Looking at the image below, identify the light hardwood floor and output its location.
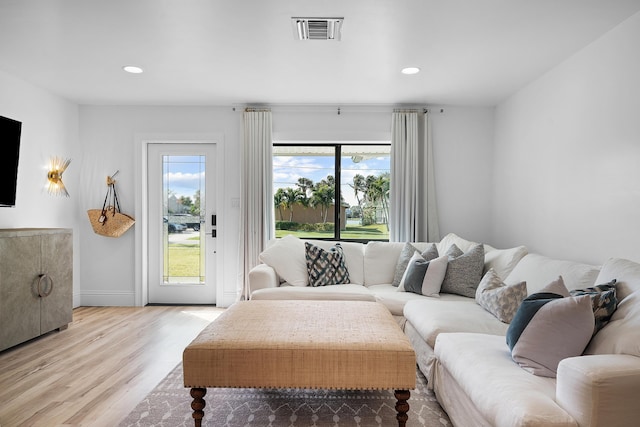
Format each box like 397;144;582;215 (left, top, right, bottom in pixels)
0;305;224;427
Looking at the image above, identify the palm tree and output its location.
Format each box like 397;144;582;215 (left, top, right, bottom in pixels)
349;174;366;212
283;187;302;222
296;177;314;197
310;184;334;223
365;173;390;226
296;177;314;208
273;188;286;220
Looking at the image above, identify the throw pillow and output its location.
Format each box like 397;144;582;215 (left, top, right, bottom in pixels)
539;275;571;297
570;279;618;335
440;244;485;298
258;235;308;286
305;242;350;287
397;252;448;296
506;277;595;377
475;268;527;324
391;243;439;287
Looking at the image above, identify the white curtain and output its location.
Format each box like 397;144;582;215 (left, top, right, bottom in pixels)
390;111;440;242
238;110;273;300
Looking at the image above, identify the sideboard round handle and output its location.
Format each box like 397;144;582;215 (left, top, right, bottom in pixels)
37;274;54;298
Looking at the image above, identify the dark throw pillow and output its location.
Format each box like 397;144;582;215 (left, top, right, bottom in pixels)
305;242;350;287
570;279;618;335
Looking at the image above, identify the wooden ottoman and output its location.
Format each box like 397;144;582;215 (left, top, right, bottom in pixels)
183;300;416;426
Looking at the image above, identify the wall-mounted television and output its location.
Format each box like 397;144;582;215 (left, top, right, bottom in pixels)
0;115;22;207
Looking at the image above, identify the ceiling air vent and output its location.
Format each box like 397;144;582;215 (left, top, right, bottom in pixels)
292;17;343;41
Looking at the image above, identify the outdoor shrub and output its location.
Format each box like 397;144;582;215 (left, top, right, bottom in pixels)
276;221;299;230
362;207;377;226
314;222;335;232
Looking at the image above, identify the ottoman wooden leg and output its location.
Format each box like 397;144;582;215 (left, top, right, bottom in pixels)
394;389;410;427
190;387;207;427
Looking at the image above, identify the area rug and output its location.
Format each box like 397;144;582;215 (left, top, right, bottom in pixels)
119;363;451;427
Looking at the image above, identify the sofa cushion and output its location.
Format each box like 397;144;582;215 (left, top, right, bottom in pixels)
434;333;578;427
369;284;434;316
250;284;376;302
569;279;618;335
398;252;448;296
258;235;308;286
305;242;350;287
437;232;480;255
483;245;528;279
440;244;485;298
506;278;594;377
585;258;640;358
504;253;600;294
475;268;527;324
403;297;509;348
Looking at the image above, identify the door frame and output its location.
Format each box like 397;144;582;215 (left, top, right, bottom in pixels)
135;134;225;307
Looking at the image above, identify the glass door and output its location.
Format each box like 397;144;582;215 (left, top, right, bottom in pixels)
147;143;217;304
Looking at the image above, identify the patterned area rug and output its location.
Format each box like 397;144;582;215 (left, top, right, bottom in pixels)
119;363;451;427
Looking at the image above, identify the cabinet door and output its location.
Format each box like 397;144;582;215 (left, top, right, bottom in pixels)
0;236;41;351
40;232;73;334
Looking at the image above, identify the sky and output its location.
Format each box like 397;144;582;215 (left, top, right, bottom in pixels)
163;155;205;200
161;154;391;208
273;154;390;207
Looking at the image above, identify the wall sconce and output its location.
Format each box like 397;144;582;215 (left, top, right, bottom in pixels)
47;156;71;197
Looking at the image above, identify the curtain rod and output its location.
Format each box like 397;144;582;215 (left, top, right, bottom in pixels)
242;107;271;112
393;108;445;114
233;105;445;114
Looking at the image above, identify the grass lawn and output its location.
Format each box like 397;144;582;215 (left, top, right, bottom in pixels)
165;223;389;279
275;223;389;240
166;243;202;278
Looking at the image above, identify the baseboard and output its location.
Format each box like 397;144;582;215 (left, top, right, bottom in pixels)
80;290;136;306
220;291;238;308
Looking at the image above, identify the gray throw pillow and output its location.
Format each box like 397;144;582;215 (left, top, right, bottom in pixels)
392;243;438;286
475;268;527;323
440;243;485;298
506;278;594;377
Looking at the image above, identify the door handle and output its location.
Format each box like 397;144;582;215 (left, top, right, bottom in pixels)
37;274;54;298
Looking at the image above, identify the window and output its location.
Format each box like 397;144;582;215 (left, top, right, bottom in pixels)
273;143;391;241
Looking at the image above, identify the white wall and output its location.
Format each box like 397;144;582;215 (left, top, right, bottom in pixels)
431;106;495;244
78;106;241;307
76;105;494;306
493;11;640;264
272;105;496;245
0;69;82;305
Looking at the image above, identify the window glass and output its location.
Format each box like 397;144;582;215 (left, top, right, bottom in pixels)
341;145;390;241
273;144;390;241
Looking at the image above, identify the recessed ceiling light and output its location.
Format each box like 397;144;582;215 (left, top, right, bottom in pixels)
401;67;420;75
123;65;144;74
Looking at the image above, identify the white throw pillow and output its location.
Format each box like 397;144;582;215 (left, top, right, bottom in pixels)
258;235;308;286
483;245;528;278
397;252;448;297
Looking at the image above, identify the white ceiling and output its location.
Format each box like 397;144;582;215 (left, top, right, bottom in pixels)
1;0;639;107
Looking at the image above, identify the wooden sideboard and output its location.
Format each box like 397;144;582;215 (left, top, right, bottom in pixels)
0;228;73;352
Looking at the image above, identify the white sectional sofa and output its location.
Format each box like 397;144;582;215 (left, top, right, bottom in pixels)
247;233;640;427
249;233;527;320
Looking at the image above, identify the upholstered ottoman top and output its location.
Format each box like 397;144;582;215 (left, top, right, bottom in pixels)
183;300;416;391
